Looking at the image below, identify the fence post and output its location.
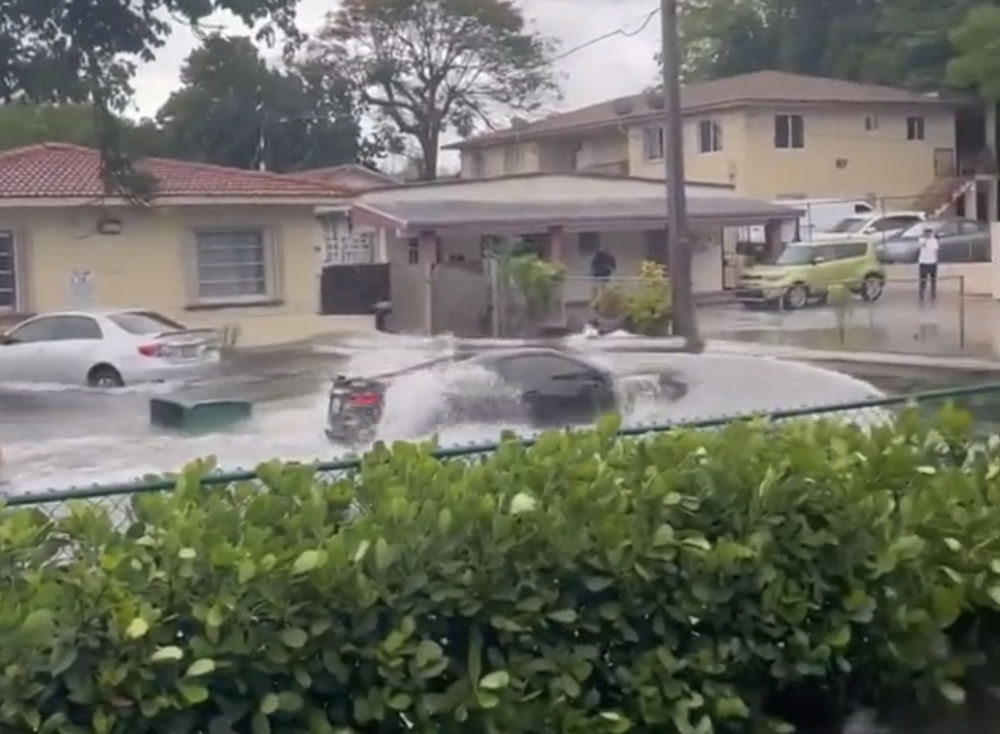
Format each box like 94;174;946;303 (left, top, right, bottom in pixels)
959;275;966;349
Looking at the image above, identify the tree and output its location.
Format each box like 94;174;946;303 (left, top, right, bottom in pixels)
306;0;561;180
948;5;1000;98
0;103;167;155
0;0;300;193
673;0;979;90
157;35;378;173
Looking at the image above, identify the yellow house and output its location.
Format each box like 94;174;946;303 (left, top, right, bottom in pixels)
446;71;996;213
0;143;374;347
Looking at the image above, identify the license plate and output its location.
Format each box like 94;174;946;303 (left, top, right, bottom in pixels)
179;345;198;358
329;392;348;416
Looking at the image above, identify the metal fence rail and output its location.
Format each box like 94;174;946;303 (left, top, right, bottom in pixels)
6;383;1000;516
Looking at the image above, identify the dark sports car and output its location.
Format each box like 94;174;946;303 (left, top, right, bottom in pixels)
325;347;682;446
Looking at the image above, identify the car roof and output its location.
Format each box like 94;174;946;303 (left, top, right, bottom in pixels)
791;238;873;247
469;347;582;364
27;308;153;319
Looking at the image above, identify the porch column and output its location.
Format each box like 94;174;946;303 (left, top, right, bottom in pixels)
418;230;438;333
764;219;784;259
987;104;998;221
546;226;564;262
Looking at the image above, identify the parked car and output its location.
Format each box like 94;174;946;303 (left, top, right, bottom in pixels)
878;218;990;263
735;238;885;310
813;210;926;241
0;309;222;387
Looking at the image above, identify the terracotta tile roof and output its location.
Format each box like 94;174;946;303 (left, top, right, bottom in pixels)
297;163;398;183
446;70;955;149
0;143;351;200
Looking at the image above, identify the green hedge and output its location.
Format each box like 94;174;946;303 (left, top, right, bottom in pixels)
2;408;1000;734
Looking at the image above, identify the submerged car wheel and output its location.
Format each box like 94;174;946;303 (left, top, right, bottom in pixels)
860;274;884;301
783;284;809;310
87;364;124;388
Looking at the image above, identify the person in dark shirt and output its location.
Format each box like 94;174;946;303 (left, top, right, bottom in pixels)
590;249;616;280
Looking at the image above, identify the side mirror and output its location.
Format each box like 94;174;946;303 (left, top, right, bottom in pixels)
811;256;826;265
0;333;12;345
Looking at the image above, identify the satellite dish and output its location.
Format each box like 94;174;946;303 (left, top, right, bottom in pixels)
510;117;529;129
611;98;634;117
645;91;666;110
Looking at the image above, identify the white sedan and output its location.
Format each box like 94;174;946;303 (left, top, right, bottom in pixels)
0;309;222;387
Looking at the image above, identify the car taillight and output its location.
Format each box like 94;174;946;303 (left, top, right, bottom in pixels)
138;344;165;357
349;392;380;406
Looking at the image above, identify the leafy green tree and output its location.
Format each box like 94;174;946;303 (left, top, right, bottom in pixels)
676;0;881;82
862;0;983;90
948;5;1000;98
0;103;166;156
306;0;561;179
157;35;378;173
0;0;299;192
675;0;981;90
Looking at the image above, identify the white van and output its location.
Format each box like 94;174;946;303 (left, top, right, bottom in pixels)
813;210;926;240
782;198;875;240
745;198;874;242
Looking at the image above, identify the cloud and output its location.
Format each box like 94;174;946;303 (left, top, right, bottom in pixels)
130;0;661;121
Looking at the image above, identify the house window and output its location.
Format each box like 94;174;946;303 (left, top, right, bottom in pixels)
577;231;600;255
774;114;804;149
906;116;925;140
469;151;485;177
865;115;878;131
642;125;664;160
323;217;375;264
503;145;523;173
194;229;270;304
0;231;16;310
698;119;722;152
408;239;419;264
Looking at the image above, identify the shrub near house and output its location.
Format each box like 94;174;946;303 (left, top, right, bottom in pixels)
593;260;671;334
2;410;1000;734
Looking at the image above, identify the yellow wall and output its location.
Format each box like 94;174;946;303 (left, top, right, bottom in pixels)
576;134;628;170
458;102;957;205
733;105;954;201
6;204;372;347
627;110;746;186
460;142;540;177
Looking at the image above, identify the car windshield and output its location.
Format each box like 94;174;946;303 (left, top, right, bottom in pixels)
826;217;867;233
771;246;817;265
108;310;186;334
899;221;941;238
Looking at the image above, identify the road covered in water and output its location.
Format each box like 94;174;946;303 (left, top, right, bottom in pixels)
0;333;907;496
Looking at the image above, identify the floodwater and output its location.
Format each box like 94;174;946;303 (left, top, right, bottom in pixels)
3;334;999;733
0;332;892;495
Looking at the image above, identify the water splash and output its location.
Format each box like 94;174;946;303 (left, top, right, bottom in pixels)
1;335;888;496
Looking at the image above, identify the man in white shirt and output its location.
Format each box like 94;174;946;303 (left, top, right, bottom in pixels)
917;226;939;302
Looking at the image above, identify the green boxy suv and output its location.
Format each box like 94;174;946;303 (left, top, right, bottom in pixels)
735;238;886;310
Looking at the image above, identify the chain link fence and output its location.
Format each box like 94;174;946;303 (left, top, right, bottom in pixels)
7;383;1000;528
702;274;971;355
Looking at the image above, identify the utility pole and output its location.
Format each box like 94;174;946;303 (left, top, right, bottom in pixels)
659;0;703;350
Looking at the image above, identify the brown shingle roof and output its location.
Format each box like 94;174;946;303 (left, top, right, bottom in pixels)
445;70;953;150
0;143;351;200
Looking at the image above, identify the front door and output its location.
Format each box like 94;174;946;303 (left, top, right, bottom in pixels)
0;232;15;311
934;148;956;177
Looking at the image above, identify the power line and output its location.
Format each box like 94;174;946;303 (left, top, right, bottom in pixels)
550;8;659;63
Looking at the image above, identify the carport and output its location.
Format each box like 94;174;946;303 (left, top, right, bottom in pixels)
348;176;802;334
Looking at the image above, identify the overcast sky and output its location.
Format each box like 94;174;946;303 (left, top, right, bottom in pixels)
129;0;661;127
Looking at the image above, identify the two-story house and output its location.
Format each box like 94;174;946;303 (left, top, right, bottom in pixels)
446;70;997;218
